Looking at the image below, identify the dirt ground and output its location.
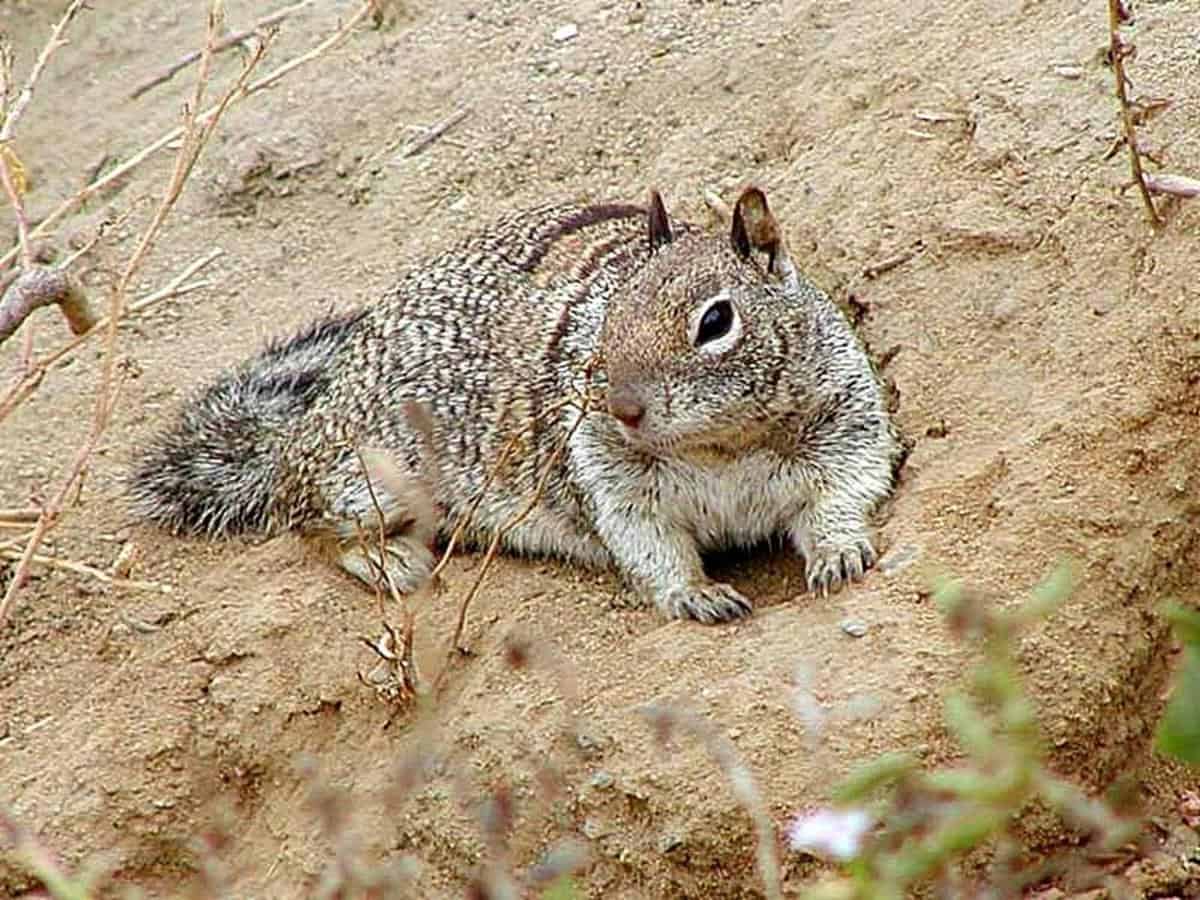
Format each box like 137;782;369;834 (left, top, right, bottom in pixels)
2;0;1200;897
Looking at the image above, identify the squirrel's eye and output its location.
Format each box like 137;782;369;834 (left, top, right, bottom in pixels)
696;299;735;346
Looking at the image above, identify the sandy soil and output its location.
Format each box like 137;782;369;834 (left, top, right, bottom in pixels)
2;0;1199;897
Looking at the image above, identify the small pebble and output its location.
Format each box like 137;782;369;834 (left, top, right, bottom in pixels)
1053;64;1083;79
840;618;869;638
879;544;920;575
657;832;684;854
589;771;614;790
553;23;578;43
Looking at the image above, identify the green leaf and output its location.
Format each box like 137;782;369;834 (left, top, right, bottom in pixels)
1020;562;1076;623
943;692;994;758
831;752;918;805
1163;602;1200;647
542;876;580;900
932;578;964;616
1156;645;1200;765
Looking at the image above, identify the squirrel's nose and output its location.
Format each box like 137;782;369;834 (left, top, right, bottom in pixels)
607;390;645;430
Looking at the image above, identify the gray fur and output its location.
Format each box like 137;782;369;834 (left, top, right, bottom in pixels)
129;189;901;622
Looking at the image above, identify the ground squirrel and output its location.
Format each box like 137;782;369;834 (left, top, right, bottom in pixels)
130;187;901;623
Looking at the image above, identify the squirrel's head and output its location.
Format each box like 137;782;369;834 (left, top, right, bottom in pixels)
600;186;812;454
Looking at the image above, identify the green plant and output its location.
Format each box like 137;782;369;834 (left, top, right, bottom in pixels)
790;566;1142;899
1155;602;1200;765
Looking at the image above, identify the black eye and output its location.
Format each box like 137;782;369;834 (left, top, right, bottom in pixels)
696;300;735;346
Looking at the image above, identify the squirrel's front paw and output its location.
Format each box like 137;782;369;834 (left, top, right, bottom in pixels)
803;539;877;596
656;582;753;624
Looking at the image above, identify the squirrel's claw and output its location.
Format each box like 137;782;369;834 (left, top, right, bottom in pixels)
656;582;753;624
804;539;877;596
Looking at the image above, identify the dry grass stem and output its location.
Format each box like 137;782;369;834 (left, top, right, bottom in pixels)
1106;0;1162;228
427;392;584;584
0;0;378;274
394;106;470;160
130;0;315;100
434;390;592;691
864;246;921;280
0;547;171;594
0;1;259;629
0;0;89;142
352;444;432;703
0;0;89;359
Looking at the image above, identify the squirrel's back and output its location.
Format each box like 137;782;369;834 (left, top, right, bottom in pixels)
128;200;666;541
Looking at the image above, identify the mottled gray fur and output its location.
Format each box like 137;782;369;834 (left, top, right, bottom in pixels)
129;188;901;622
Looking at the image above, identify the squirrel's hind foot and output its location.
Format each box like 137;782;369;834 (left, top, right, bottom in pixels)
338;536;435;595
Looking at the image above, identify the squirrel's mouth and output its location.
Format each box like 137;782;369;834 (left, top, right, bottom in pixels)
614;420;757;461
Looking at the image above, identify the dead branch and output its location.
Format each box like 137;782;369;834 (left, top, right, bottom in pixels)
0;0;378;273
1106;0;1162;228
1143;173;1200;199
0;139;32;269
395;107;469;160
0;547;171;594
0;1;258;629
0;508;40;523
0;267;96;345
864;246;920;280
130;0;314;100
0;248;222;423
0;0;89;142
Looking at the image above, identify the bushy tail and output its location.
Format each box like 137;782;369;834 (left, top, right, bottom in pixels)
128;310;364;537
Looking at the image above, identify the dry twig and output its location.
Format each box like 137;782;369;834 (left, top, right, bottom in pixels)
1106;0;1162;228
434;389;593;691
0;1;89;144
0;2;260;628
0;547;170;594
0;0;378;274
394;107;470;160
0;248;223;423
0;1;91;349
0;267;95;344
130;0;314;100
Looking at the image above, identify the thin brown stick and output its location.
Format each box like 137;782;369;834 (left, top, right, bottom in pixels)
0;548;170;594
434;392;591;691
427;393;582;583
396;107;469;160
0;0;89;142
0;508;40;522
0;2;256;629
863;247;919;280
0;0;377;273
130;0;314;100
1106;0;1161;228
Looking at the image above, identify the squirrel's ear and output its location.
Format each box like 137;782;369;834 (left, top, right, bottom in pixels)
647;189;673;251
730;187;784;273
